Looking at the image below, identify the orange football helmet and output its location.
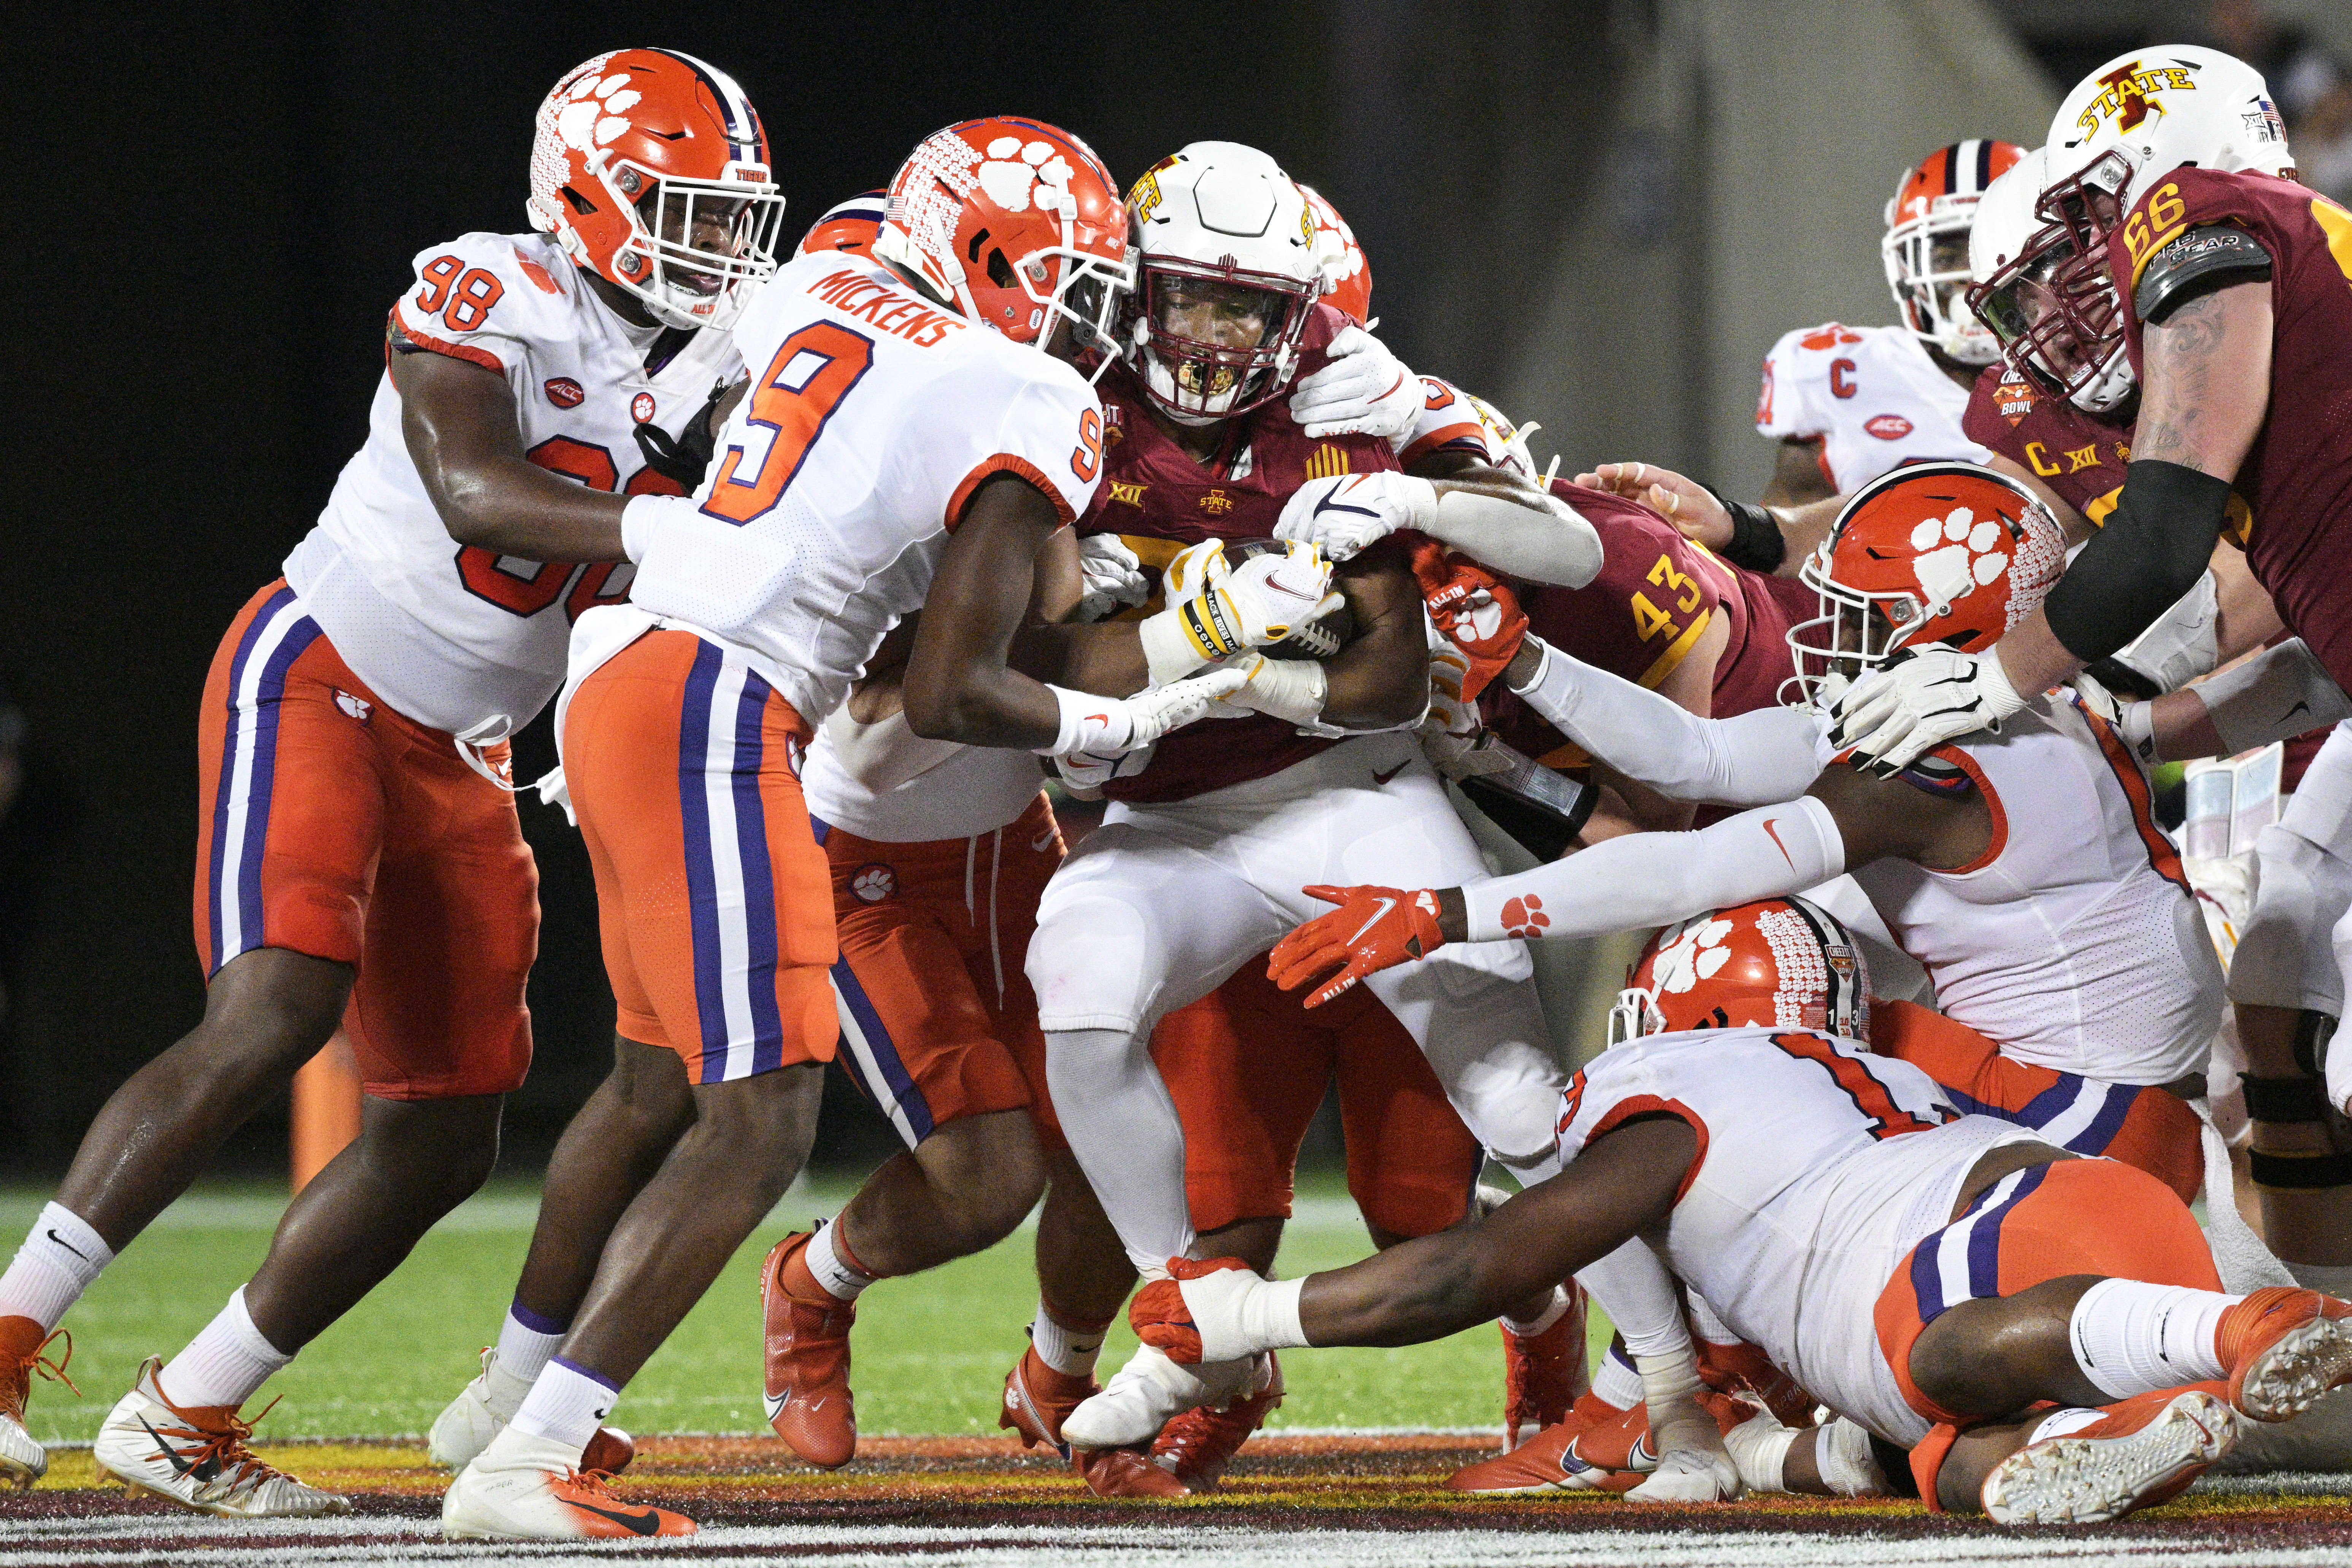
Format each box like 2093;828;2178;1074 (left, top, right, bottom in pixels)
873;118;1131;355
1301;184;1371;326
1609;897;1870;1046
1882;140;2026;367
1783;462;2066;707
527;49;785;330
798;190;885;259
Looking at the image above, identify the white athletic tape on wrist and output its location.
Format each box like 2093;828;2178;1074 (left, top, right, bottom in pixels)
1722;1406;1798;1493
1815;1416;1892;1497
1181;1269;1307;1363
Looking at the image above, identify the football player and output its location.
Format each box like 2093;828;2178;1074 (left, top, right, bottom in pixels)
0;48;780;1509
1146;898;2352;1525
1753;141;2024;507
432;118;1270;1541
1021;142;1585;1458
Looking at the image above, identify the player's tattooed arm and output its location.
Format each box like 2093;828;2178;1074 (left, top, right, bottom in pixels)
1291;1116;1689;1347
2131;279;2273;477
389;343;630;562
1805;757;1992;874
1760;437;1835;507
1318;558;1442;729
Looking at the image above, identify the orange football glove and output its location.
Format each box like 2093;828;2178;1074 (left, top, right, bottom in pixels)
1131;1256;1256;1365
1411;542;1528;703
1268;884;1448;1008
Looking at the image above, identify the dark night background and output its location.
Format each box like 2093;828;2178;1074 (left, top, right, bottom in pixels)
2;2;1613;1174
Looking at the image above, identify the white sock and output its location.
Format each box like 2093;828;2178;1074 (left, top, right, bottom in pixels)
1590;1339;1642;1409
508;1357;616;1453
157;1287;293;1409
1501;1284;1572;1338
0;1203;113;1331
494;1302;567;1385
805;1222;875;1302
2068;1278;2239;1400
1032;1301;1109;1376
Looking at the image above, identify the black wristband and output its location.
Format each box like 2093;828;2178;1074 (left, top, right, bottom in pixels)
2042;459;2231;664
1699;483;1786;574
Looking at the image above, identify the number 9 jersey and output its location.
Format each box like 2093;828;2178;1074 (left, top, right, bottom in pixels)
291;229;745;740
603;251;1105;729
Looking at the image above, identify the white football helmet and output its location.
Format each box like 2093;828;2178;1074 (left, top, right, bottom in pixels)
1123;141;1324;423
1970;47;2295;413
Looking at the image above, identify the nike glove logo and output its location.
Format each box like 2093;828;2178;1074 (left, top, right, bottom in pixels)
563;1498;663;1535
1346;897;1398;946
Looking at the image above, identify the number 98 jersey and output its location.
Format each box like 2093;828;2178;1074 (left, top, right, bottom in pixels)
290;230;744;738
613;252;1105;729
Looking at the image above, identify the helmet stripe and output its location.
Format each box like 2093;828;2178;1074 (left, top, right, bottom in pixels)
658;48;763;162
1971;137;1993;193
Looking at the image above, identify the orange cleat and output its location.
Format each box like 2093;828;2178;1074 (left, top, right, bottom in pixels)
1448;1389;1643;1493
761;1231;857;1468
1;1317;73;1491
1982;1384;2236;1525
999;1345;1187;1498
1153;1352;1283;1491
2218;1286;2352;1422
1501;1290;1589;1450
443;1430;694;1539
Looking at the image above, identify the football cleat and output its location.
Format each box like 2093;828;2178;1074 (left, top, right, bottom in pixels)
1;1316;73;1491
442;1428;692;1540
427;1346;633;1473
90;1358;349;1517
761;1231;857;1467
1448;1390;1642;1494
1501;1290;1589;1450
1153;1351;1283;1490
1981;1385;2236;1526
999;1345;1186;1498
2218;1287;2352;1422
1064;1343;1253;1450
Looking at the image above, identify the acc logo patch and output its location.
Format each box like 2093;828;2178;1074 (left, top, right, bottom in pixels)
1864;413;1914;441
544;377;586;408
851;864;897;904
632;392;657;424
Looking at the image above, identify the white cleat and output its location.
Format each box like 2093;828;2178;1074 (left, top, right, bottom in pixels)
429;1346;635;1474
1062;1344;1253;1450
0;1409;44;1492
90;1358;350;1518
1982;1388;2236;1526
1625;1447;1743;1503
442;1428;693;1540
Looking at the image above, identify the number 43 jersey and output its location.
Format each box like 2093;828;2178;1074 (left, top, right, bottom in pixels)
289;229;743;739
610;252;1104;729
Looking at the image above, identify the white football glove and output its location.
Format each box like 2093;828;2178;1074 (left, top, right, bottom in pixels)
1212;651;1333;730
1051;669;1249;768
1075;532;1150;623
1053;743;1150;800
1287;324;1418;440
1828;645;2028;774
2104;569;2220;694
1136;539;1340;683
1418;644;1513;780
1275;471;1437;561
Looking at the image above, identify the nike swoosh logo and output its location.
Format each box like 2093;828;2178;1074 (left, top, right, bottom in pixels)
138;1415;197;1477
2287;701;2312;720
1372;763;1408;786
1761;818;1796;869
46;1228;89;1261
1031;830;1056;852
562;1497;663;1535
764;1390;788;1422
1346;897;1397;946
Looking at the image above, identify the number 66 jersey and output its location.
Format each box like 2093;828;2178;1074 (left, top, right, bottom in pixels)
291;228;743;741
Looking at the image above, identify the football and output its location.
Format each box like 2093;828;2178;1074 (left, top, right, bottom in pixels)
1223;537;1356;660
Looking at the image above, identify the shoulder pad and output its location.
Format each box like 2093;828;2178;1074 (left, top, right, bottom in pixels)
2134;224;2272;325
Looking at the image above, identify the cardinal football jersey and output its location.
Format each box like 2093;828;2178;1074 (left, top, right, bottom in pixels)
1960;362;2139;526
1080;305;1402;804
1559;1025;2033;1444
1852;693;2223;1085
1755;323;1988;494
2112;169;2352;694
291;230;742;737
604;252;1104;730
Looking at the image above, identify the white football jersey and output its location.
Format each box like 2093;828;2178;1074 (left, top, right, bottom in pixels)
1754;323;1986;494
1396;375;1531;476
290;230;742;738
606;252;1103;729
799;711;1045;843
1560;1026;2036;1444
1853;693;2225;1085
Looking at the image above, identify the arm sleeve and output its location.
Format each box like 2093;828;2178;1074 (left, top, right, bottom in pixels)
2191;639;2352;755
1576;1238;1693;1361
1425;489;1603;588
1508;637;1826;804
2042;460;2234;663
1461;795;1846;943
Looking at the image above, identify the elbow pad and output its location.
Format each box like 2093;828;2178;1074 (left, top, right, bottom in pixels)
2043;460;2232;664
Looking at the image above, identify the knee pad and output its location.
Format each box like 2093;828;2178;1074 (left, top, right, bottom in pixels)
2229;825;2352;1013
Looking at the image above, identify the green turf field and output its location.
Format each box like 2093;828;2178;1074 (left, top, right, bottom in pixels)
1;1176;1606;1444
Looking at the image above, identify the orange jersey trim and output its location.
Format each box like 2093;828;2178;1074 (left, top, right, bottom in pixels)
1399;421;1486;469
390;305;507;375
1769;1031;1941;1140
946;453;1075;533
2077;699;2191;893
1587;1094;1710;1203
1924;744;2009;875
